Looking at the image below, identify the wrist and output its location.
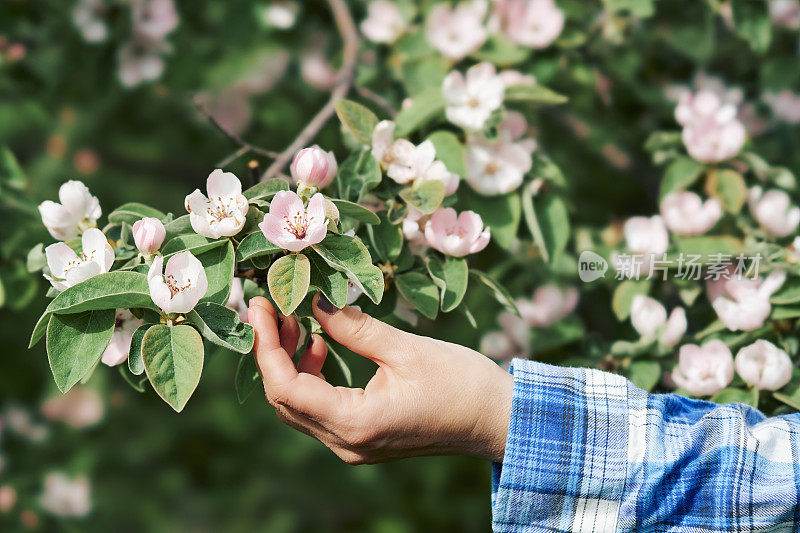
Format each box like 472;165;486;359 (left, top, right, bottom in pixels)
469;362;513;462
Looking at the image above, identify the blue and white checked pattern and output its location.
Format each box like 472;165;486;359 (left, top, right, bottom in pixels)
491;359;800;532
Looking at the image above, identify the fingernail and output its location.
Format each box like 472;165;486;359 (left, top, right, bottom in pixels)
316;294;340;315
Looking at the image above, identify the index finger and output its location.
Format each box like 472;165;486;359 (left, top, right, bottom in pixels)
249;297;297;388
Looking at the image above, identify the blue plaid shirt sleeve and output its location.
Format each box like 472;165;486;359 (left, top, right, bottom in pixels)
491;359;800;532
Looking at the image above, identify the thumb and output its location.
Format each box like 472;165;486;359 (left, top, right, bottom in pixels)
312;293;407;365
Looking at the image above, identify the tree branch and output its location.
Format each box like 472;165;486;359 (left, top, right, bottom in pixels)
261;0;360;180
193;98;281;167
355;85;396;117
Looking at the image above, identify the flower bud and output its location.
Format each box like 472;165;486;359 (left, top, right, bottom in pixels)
290;145;337;189
132;217;166;254
735;340;793;391
671;340;734;397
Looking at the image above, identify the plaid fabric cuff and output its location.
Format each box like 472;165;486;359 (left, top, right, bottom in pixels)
490;359;631;532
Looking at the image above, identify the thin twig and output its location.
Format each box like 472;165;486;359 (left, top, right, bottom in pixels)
355;85;396;117
193;98;281;165
261;0;360;180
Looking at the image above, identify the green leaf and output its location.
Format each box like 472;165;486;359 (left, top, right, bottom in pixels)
671;236;745;262
395;271;439;319
142;324;204;412
108;202;167;226
268;253;311;315
335;99;379;145
426;256;468;312
712;387;758;407
197;241;235;305
46;309;116;393
771;278;800;305
426;131;466;177
460;188;521;250
307;252;349;309
128;323;152;376
324;343;353;387
394;87;446;137
162;234;227;258
731;0;771;53
523;192;569;263
603;0;654;17
0;146;26;189
330;199;380;225
612;280;651;321
336;151;382;203
399;180;445;215
235;355;260;404
312;234;384;304
659;156;705;199
469;269;519;316
771;306;800;320
366;212;403;262
186;302;255;354
399;55;450;96
705;169;747;214
235;231;282;262
243;178;290;201
163;215;193;242
471;34;531;65
504;84;568;105
628;361;661;392
30;272;155;348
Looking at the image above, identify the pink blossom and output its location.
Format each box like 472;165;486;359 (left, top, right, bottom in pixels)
465;111;535;195
443;62;505;131
131;0;178;40
371;122;459;194
148;251;208;315
132;217;166;254
401;206;429;247
763;90;800;123
41;387;104;429
707;269;786;331
735;340;793;391
44;228;114;292
101;310;144;366
39;180;102;241
72;0;108;42
361;1;406;43
0;486;16;513
117;38;167;87
259;191;328;252
659;191;722;236
426;0;488;61
290;145;337;189
630;295;686;347
748;186;800;237
424;207;490;257
675;90;746;163
490;0;564;49
671;340;734;397
40;473;91;518
260;1;298;29
770;0;800;29
481;313;529;363
623;215;669;255
517;284;579;327
300;50;337;91
185;169;249;239
499;69;537;87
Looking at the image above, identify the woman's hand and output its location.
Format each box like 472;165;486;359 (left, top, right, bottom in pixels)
247;294;513;465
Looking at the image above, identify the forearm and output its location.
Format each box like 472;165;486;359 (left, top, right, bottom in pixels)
491;359;800;532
